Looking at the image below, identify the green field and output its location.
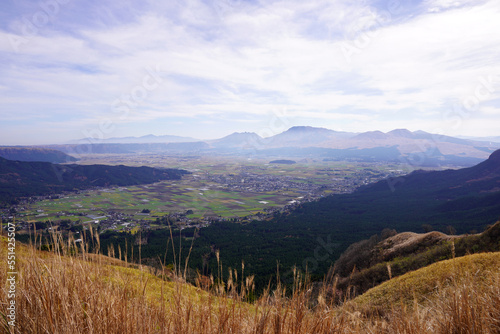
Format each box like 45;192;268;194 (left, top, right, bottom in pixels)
21;175;301;221
18;155;406;222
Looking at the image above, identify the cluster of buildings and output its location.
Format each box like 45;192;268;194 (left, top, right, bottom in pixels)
1;163;404;235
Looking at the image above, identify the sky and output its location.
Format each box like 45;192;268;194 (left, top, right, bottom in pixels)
1;0;500;145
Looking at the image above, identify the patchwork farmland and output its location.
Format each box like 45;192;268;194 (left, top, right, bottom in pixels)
15;155;407;230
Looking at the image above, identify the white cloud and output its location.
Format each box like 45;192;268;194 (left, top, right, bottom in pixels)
423;0;484;12
1;0;500;144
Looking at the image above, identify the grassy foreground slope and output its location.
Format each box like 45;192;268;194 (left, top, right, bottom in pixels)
352;252;500;310
0;234;251;333
2;232;500;333
332;221;500;298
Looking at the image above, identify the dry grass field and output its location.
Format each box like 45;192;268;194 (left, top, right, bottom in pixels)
1;230;499;333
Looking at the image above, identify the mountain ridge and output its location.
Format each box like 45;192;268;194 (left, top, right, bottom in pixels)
332;221;500;298
0;157;190;205
210;132;263;149
0;147;78;163
69;134;199;144
53;127;500;165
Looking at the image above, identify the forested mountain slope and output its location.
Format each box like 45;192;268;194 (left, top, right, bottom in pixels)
0;157;189;204
178;150;500;287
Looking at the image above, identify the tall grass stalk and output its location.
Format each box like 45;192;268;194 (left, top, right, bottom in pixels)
1;230;499;333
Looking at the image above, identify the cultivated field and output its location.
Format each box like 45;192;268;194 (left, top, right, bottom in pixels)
18;154;408;222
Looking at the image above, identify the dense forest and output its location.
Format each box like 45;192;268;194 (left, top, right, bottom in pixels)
93;150;500;290
11;150;500;291
0;157;189;205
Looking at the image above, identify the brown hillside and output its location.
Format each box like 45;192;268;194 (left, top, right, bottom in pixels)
373;231;455;262
332;222;500;300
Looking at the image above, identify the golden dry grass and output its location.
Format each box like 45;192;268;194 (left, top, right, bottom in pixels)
1;232;500;333
352;252;500;310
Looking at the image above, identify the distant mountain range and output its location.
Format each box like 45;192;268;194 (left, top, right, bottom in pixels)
209;132;264;149
56;127;500;167
460;135;500;143
0;147;78;163
69;134;198;144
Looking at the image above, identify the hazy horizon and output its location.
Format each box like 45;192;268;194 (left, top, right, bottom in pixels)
2;125;500;147
1;0;500;145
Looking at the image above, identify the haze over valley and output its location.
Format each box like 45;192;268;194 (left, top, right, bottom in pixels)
1;0;500;332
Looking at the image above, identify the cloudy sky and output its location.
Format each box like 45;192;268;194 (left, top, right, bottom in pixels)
1;0;500;145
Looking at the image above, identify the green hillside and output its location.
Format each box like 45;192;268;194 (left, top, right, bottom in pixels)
0;157;189;205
